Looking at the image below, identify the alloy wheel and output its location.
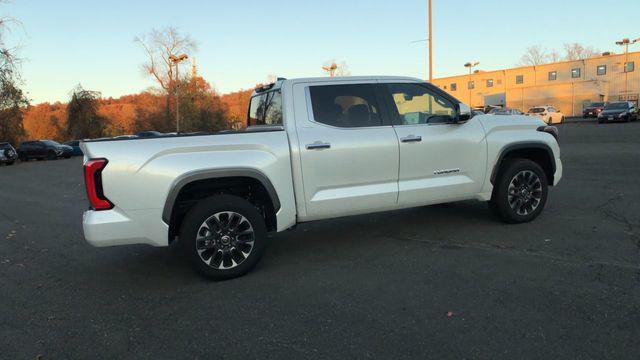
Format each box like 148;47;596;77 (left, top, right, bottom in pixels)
507;170;543;216
195;211;255;270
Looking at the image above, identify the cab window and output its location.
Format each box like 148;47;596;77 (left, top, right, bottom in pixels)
386;83;456;125
309;84;382;128
248;91;283;127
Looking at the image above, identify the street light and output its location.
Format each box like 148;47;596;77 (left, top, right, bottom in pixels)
464;61;480;106
615;38;639;102
169;53;189;133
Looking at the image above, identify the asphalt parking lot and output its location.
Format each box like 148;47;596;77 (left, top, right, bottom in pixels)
1;120;639;359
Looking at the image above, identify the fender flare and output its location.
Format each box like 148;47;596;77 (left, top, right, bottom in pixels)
162;168;281;224
490;142;556;185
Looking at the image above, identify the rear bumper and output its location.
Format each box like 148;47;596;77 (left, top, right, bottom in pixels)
83;207;169;247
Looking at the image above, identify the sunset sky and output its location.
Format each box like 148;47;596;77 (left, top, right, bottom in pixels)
6;0;639;103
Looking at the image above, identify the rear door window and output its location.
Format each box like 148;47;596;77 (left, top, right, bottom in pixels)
309;84;383;128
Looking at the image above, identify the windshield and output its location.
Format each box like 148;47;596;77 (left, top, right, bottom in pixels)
41;140;61;146
605;102;628;110
590;102;605;108
1;143;11;150
248;91;283;127
528;108;546;113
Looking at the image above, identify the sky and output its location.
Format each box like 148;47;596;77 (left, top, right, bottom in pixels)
4;0;639;103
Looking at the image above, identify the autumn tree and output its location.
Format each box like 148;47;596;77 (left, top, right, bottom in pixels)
135;27;197;128
0;3;28;145
66;85;106;139
0;79;28;144
174;76;229;133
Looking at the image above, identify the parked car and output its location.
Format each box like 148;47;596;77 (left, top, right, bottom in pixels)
0;142;18;165
488;108;524;116
136;131;164;138
471;109;485;118
81;76;562;280
583;102;607;118
527;106;564;124
597;102;638;123
63;140;84;156
18;140;73;161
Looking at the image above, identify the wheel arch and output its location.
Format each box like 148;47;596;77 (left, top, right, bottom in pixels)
491;142;556;186
163;168;281;242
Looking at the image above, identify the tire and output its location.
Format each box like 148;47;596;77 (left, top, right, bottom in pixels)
489;158;549;224
180;194;267;280
47;151;57;160
6;161;14;166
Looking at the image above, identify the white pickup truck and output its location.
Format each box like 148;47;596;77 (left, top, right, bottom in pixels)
82;76;562;280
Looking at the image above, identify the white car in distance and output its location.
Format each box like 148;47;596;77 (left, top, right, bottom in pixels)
527;106;565;124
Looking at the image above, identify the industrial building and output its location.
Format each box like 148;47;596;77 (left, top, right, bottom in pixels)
431;51;640;116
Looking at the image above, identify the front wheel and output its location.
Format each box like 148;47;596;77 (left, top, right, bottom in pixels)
180;195;267;280
490;159;549;224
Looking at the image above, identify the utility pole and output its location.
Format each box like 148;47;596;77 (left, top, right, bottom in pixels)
169;54;189;133
428;0;433;83
615;38;639;102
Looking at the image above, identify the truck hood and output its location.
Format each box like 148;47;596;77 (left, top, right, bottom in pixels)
476;114;546;133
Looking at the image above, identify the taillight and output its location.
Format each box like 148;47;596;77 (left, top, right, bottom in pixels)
84;159;113;210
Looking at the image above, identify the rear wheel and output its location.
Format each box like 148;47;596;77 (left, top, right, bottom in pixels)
180;195;267;280
490;159;549;224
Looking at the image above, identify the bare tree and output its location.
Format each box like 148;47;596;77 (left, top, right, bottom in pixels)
548;49;562;63
518;46;548;66
322;59;350;77
135;27;197;93
563;43;600;61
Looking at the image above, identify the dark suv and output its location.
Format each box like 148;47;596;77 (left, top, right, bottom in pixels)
0;142;18;165
18;140;73;161
583;102;607;118
598;102;638;123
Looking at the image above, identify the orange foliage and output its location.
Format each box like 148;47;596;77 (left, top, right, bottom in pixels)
220;89;253;125
23;102;67;141
21;84;255;140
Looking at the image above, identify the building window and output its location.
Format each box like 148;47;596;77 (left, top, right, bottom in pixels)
548;71;557;81
486;79;494;88
450;83;457;91
468;81;475;90
625;61;635;73
597;65;607;76
571;68;581;78
516;75;524;84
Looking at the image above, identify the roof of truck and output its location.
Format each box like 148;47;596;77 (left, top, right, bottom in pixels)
286;75;424;84
253;76;425;96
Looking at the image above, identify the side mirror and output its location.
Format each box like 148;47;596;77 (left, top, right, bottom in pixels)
458;103;472;122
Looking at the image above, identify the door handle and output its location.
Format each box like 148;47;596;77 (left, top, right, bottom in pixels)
401;135;422;143
306;141;331;150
